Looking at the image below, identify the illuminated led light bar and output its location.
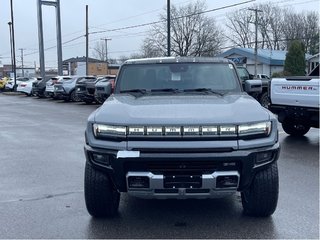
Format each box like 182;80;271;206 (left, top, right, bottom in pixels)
128;126;144;135
93;122;272;139
220;126;237;135
183;126;200;135
146;126;163;135
201;126;218;135
165;126;181;135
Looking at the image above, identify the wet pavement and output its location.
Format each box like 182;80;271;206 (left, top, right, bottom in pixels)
0;93;319;239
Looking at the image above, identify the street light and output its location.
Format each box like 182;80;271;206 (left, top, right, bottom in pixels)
8;22;14;78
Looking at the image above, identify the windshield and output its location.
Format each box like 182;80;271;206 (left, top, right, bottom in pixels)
116;63;240;94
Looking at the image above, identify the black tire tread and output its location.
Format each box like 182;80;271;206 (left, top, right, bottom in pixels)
282;120;310;136
241;162;279;217
259;91;270;108
84;162;120;218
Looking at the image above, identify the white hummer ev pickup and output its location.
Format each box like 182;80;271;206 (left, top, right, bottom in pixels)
269;76;319;136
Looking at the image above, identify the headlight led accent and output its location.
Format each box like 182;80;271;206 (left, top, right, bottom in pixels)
93;124;127;137
146;126;163;136
183;126;200;135
128;126;144;135
201;126;218;135
165;126;181;136
238;121;271;136
220;126;237;135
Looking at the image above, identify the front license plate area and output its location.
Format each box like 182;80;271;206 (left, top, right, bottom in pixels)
164;175;202;188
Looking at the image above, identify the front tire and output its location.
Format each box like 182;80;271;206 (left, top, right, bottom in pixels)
282;120;310;136
241;162;279;217
70;90;80;102
259;92;270;108
84;162;120;218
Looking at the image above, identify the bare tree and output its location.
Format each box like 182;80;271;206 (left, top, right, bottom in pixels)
91;41;106;61
300;11;319;55
142;0;225;57
256;3;286;50
225;2;319;54
226;8;255;48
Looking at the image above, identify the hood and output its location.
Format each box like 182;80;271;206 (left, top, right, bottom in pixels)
93;93;270;125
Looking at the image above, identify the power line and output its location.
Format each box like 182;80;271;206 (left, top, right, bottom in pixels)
89;0;256;35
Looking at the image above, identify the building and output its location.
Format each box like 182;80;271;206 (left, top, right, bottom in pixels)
63;57;120;76
1;65;36;78
307;53;319;74
217;48;311;77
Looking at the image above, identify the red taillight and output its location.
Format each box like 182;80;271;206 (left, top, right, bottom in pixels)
111;79;115;90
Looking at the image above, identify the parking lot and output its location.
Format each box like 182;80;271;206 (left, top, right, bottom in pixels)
0;93;319;239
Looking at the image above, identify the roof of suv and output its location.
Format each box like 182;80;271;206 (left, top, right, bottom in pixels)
124;57;232;65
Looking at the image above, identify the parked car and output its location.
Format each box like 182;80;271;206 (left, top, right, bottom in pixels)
75;76;97;104
32;76;52;97
5;77;31;91
94;75;116;103
257;74;270;80
0;77;9;91
44;76;72;98
17;77;40;96
53;76;84;101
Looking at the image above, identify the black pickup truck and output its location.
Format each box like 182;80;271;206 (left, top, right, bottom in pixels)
236;66;270;108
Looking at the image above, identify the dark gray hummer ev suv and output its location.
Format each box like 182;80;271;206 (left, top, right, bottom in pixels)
84;57;280;218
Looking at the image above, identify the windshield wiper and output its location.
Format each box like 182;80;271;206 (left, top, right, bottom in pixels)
151;88;181;93
183;88;224;96
120;89;149;95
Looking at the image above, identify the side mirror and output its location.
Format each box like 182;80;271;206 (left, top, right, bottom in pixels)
244;79;262;93
249;74;254;79
104;82;112;96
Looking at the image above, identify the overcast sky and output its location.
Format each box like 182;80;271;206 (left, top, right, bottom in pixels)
0;0;319;68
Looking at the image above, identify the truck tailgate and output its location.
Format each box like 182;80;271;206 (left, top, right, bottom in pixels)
271;77;319;108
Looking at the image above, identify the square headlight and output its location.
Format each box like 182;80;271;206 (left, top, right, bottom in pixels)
93;124;127;137
238;121;271;137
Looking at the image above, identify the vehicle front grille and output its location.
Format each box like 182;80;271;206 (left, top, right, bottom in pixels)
87;88;95;94
77;86;86;92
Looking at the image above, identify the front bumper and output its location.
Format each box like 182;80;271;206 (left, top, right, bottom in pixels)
84;142;280;198
95;91;110;102
54;90;69;100
76;90;95;102
32;86;45;96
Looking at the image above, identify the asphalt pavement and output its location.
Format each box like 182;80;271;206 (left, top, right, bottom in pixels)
0;93;319;239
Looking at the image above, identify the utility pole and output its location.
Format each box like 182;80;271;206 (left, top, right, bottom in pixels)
167;0;171;57
8;22;14;77
37;0;63;79
86;5;89;75
248;8;262;77
101;38;112;62
19;48;25;77
10;0;17;90
56;0;63;76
